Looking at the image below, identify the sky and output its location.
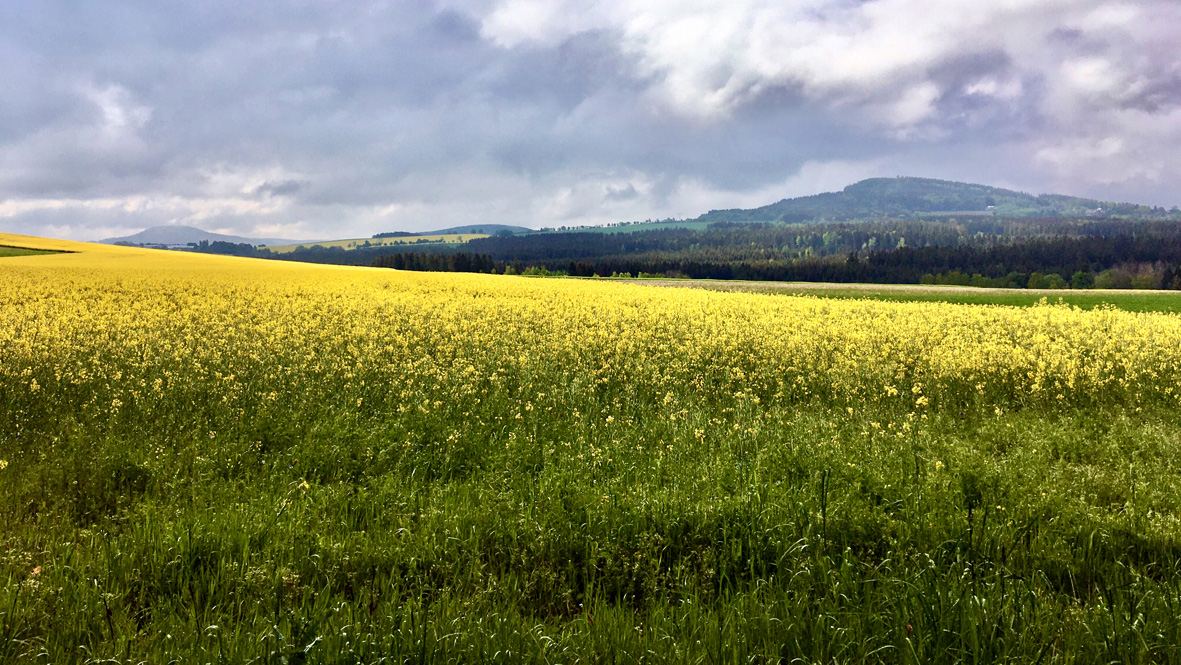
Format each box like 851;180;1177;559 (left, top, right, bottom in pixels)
1;0;1179;242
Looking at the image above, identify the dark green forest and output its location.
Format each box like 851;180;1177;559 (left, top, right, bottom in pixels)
191;217;1181;290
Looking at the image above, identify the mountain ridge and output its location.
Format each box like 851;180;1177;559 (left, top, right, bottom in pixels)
695;176;1173;224
104;223;538;248
102;225;315;247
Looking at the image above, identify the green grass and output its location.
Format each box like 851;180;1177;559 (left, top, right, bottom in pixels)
8;392;1181;662
871;290;1181;312
0;245;60;257
6;369;1181;661
638;279;1181;313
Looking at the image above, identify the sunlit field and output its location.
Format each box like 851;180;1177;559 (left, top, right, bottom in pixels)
262;233;487;253
4;233;1181;663
636;278;1181;313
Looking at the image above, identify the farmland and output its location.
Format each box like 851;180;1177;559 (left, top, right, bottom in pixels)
635;278;1181;313
262;233;486;253
0;245;60;258
4;233;1181;663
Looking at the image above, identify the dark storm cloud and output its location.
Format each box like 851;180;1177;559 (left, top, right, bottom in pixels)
0;0;1178;241
253;180;306;198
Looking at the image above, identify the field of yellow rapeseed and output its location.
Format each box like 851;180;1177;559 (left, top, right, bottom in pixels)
3;232;1181;420
4;231;1181;663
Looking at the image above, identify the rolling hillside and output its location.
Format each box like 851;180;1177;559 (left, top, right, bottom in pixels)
262;233;488;253
695;176;1169;223
101;225;311;247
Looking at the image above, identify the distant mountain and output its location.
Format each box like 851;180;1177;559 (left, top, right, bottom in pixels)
696;177;1167;223
102;225;313;247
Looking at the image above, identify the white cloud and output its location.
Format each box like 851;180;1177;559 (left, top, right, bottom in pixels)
1060;58;1133;101
964;77;1023;101
197;164;306;199
477;0;1115;126
0;194;293;238
472;0;1181;193
82;83;153;146
480;0;602;47
1035;106;1181;186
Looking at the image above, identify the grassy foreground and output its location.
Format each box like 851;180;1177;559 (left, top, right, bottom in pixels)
4;234;1181;663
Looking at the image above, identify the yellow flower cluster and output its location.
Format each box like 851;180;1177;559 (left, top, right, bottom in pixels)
2;232;1180;422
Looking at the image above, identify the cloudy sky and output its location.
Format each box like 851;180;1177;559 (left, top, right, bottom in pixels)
2;0;1179;241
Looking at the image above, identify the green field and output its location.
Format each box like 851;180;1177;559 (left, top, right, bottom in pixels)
263;233;486;253
0;245;60;257
639;278;1181;313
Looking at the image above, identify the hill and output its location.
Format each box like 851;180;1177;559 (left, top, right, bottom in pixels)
102;225;311;247
373;225;533;238
425;224;533;235
695;176;1168;223
263;233;487;253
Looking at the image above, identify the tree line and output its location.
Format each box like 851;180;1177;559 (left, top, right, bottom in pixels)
370;232;1181;289
191;217;1181;289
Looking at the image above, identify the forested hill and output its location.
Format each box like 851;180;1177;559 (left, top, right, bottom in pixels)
697;177;1174;223
190;175;1181;289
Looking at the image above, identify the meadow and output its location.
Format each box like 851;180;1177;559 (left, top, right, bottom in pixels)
0;245;60;258
263;234;486;253
3;233;1181;663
